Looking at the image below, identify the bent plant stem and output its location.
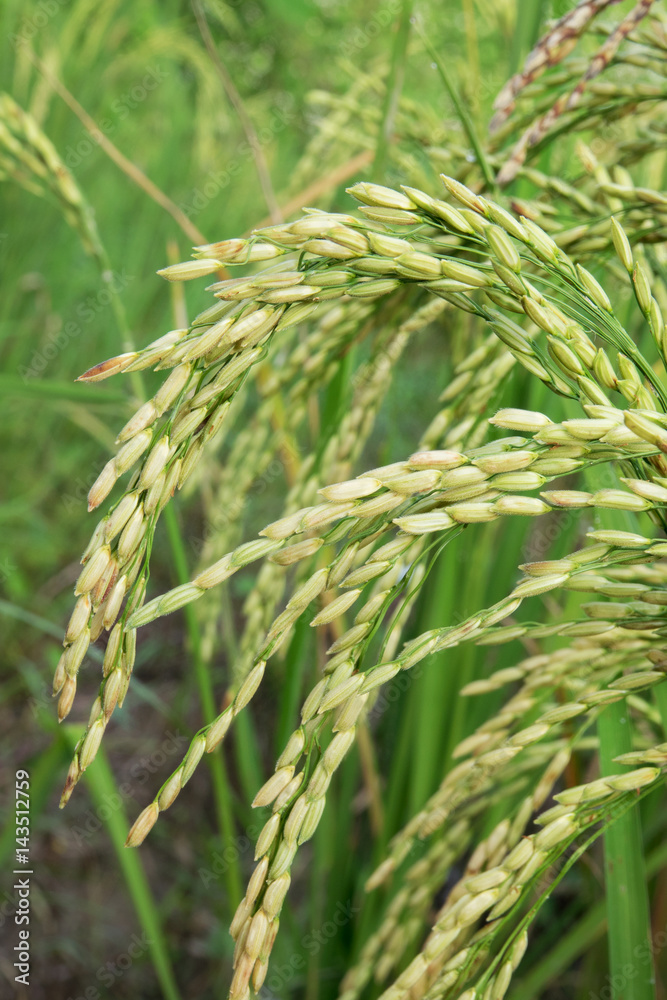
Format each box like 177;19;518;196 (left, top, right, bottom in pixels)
163;503;243;909
598;701;655;1000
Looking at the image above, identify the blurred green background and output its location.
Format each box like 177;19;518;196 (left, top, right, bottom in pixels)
2;2;655;1000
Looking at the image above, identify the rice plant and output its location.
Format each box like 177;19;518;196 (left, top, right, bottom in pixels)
7;1;667;997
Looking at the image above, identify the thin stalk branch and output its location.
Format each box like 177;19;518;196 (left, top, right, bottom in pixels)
24;47;208;246
160;268;241;906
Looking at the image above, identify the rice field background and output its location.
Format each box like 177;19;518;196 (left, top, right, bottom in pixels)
3;2;667;1000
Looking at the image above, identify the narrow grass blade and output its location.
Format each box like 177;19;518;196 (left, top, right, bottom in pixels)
415;22;496;190
0;374;127;404
509;0;550;75
62;733;182;1000
373;0;414;177
598;701;655;1000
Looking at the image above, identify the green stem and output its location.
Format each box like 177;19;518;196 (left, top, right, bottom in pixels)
654;680;667;736
275;616;312;756
597;700;655;1000
0;373;127;404
462;0;480;94
513;836;667;1000
64;734;182;1000
163;503;242;909
89;237;145;403
373;0;413;177
416;23;496;190
408;549;454;814
583;468;656;1000
509;0;548;76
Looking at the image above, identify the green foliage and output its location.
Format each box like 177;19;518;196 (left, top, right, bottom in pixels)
3;2;667;1000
